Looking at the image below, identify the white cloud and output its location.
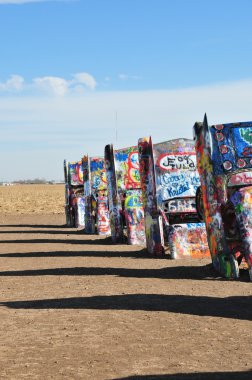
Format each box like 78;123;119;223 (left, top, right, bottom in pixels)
71;72;97;90
0;78;252;180
0;75;24;92
0;72;97;97
33;76;69;96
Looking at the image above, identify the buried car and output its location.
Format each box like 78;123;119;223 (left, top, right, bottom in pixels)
104;144;146;245
193;115;252;280
63;159;85;228
82;155;110;235
138;136;210;258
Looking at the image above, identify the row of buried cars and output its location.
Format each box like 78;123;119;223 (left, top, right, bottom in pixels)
64;115;252;282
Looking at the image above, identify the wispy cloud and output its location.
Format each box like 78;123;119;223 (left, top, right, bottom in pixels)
0;75;24;92
0;72;97;96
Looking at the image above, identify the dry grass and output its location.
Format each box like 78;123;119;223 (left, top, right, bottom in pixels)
0;184;65;215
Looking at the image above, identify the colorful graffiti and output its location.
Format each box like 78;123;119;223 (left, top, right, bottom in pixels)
64;159;85;228
138;137;164;254
97;194;111;235
124;189;146;245
83;155;110;235
168;223;209;259
115;147;141;190
68;161;83;186
194;115;252;280
105;144;146;245
105;144;124;242
138;137;209;258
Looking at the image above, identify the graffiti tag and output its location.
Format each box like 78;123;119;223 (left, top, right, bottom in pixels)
167;198;196;213
158;154;196;171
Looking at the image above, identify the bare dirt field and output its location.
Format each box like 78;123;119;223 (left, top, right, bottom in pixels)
0;184;251;379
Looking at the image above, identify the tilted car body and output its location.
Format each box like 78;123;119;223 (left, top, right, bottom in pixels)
138;136;210;258
105;144;146;245
64;159;85;228
82;155;110;235
193;115;252;280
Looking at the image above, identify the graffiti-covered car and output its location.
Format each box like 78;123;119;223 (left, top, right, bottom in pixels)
82;155;110;235
105;144;146;245
138;137;210;258
63;159;85;228
194;115;252;280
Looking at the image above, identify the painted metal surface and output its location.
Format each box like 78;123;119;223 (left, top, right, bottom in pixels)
83;155;110;235
138;137;210;258
194;116;252;280
76;197;85;228
138;137;164;254
64;160;71;226
124;189;146;245
168;223;209;259
64;159;85;228
105;144;146;245
68;161;83;186
105;144;124;242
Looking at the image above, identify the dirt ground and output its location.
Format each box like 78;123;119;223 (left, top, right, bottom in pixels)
0;185;251;379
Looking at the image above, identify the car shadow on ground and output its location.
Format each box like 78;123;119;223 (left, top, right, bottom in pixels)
0;249;158;259
0;236;134;246
0;230;86;235
0;224;68;229
0;294;251;321
0;262;249;281
116;371;252;380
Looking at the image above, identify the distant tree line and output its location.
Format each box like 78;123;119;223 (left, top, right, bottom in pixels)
13;178;48;184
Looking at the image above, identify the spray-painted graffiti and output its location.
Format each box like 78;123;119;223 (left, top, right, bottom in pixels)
194;116;252;280
157;153;196;171
165;198;196;213
83;155;110;235
97;194;111;235
76;197;85;228
90;157;108;192
124;189;146;245
139;137;209;259
105;144;145;245
68;161;83;186
115;147;141;190
228;171;252;186
168;223;209;259
138;137;164;255
105;145;124;242
159;172;200;199
64;159;85;228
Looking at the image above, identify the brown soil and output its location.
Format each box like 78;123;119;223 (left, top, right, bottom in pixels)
0;185;251;379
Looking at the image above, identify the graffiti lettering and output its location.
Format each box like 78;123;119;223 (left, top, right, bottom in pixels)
158;154;196;171
160;173;185;186
167;182;190;197
229;172;252;186
168;198;196;213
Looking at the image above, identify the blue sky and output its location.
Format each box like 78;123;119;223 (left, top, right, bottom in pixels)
0;0;252;181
